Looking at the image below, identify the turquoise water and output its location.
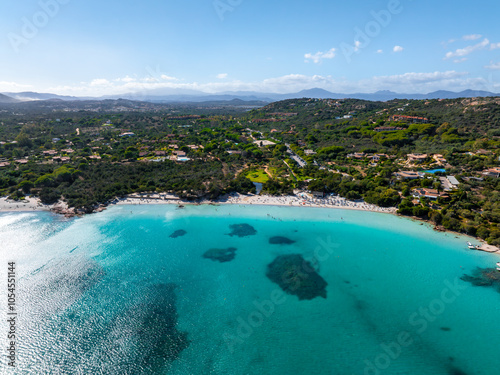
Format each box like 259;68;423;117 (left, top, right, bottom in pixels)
1;205;500;375
422;169;446;174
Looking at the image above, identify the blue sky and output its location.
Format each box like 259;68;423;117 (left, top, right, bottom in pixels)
1;0;499;96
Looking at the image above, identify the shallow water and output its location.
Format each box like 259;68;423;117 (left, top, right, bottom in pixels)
0;205;499;374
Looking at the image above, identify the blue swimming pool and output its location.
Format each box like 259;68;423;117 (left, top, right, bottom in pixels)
422;168;446;174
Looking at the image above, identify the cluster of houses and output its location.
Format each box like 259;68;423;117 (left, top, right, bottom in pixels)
395;170;459;190
137;137;206;162
393;170;459;200
0;144;80;167
411;188;449;200
0;128;208;166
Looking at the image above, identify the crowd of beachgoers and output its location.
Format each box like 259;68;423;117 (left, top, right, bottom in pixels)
0;196;50;212
213;193;397;213
110;192;396;213
0;192;407;215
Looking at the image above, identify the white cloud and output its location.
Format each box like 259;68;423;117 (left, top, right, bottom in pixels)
393;45;404;53
453;58;467;63
216;73;228;79
140;75;179;83
445;38;489;59
0;81;33;91
258;74;335;92
376;49;383;54
115;76;136;83
366;70;500;93
370;71;467;85
354;41;362;52
40;69;497;98
90;79;111;86
304;48;336;64
485;62;500;70
490;42;500;50
463;34;482;41
160;75;178;81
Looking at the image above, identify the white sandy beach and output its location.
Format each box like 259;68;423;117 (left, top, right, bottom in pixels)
0;197;70;214
214;193;399;213
114;192;397;213
0;196;51;212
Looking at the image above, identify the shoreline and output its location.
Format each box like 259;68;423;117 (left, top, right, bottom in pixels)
113;192;398;214
0;196;54;213
1;193;499;255
0;196;71;216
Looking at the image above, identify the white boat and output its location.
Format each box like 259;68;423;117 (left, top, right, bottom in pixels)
467;242;475;249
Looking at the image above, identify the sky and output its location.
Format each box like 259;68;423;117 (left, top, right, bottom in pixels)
0;0;499;96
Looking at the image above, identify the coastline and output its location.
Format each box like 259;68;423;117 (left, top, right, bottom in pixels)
0;196;53;212
113;192;398;214
0;196;71;216
1;192;499;255
113;193;500;255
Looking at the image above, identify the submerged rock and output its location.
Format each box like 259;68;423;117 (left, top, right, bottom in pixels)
269;236;295;245
21;256;105;317
203;247;237;263
449;368;468;375
169;229;187;238
461;267;500;292
134;284;189;370
266;254;327;300
227;223;257;237
20;281;188;374
105;283;189;373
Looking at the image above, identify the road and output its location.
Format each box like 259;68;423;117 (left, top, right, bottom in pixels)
285;143;307;167
245;128;308;168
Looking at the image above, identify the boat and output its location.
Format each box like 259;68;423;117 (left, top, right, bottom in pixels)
467;242;476;249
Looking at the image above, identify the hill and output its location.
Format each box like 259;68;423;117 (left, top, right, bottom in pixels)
245;96;500;153
0;93;19;103
3;88;500;104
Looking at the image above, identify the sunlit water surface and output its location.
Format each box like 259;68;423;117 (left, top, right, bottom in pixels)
0;204;499;375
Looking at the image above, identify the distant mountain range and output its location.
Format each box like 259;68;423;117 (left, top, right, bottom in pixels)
2;91;93;102
0;93;21;103
1;88;499;104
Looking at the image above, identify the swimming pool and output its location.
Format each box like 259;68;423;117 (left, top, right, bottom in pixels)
422;168;446;174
